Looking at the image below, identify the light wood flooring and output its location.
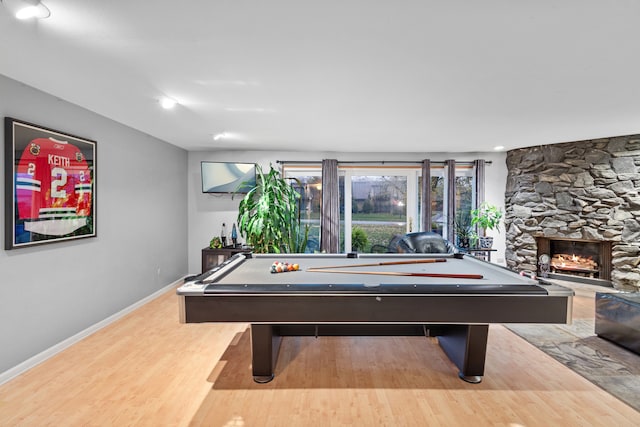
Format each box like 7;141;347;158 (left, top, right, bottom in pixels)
0;282;638;426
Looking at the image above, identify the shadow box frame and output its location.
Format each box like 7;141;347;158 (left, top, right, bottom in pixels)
4;117;97;249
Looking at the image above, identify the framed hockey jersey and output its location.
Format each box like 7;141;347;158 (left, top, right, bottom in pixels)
4;117;96;249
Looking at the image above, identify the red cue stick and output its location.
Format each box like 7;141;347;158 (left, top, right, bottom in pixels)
306;269;483;280
308;258;447;270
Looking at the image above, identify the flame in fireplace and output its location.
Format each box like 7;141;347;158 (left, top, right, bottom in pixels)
551;253;598;272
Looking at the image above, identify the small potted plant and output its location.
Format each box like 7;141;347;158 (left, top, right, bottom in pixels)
454;210;473;249
470;202;503;248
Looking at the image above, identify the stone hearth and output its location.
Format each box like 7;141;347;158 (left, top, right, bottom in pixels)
505;135;640;291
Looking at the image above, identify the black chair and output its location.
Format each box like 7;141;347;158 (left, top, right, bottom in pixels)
396;231;456;254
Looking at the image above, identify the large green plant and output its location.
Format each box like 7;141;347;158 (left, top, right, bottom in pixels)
237;164;309;253
470;201;503;233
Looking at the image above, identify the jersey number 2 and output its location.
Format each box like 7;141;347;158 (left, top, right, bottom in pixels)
51;167;67;198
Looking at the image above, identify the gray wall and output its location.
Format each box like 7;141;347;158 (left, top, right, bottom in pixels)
0;75;188;374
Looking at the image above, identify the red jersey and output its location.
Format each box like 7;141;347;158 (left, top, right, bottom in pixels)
16;137;92;236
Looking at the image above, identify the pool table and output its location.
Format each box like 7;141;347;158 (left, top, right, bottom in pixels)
177;252;573;384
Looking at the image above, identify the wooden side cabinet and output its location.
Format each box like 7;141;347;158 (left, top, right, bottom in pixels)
201;247;249;273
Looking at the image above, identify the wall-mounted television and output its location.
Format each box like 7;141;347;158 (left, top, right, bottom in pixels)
201;162;256;194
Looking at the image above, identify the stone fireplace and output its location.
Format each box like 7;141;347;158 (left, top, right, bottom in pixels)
504;134;640;292
536;237;612;285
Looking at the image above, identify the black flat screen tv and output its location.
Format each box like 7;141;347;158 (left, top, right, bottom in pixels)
201;162;256;194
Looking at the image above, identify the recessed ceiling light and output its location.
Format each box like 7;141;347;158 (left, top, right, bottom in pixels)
160;97;177;109
3;0;50;20
212;132;227;141
493;145;505;151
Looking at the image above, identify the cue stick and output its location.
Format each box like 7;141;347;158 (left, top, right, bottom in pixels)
306;269;483;279
308;258;447;270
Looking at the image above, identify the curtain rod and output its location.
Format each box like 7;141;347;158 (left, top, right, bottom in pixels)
276;160;492;166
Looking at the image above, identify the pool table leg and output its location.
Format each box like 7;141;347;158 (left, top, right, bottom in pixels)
250;324;282;383
436;324;489;383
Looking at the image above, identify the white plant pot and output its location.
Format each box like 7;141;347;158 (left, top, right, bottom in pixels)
479;236;493;249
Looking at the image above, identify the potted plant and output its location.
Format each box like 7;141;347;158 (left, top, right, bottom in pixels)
454;210;473;249
237;164;309;253
470;201;503;248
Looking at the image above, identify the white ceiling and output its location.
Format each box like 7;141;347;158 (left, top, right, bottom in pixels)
1;0;639;153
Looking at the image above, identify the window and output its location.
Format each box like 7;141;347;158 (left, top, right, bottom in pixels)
284;161;480;253
342;169;414;252
428;167;445;236
282;165;322;253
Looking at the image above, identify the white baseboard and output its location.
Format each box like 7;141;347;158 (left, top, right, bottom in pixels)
0;276;188;386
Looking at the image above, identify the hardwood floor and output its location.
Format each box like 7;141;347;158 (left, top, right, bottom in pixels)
0;283;638;426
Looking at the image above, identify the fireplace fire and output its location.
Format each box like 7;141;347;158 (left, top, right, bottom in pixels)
551;253;598;277
536;237;612;286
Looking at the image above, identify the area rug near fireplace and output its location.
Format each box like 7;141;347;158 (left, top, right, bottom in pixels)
505;320;640;412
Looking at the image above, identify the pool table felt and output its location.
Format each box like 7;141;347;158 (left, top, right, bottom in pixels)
213;254;538;287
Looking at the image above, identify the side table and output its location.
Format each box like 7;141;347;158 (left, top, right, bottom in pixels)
202;246;250;273
458;248;497;262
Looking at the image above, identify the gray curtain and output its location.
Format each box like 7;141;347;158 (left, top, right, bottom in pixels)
321;159;340;253
421;159;431;232
474;159;485;208
474;159;486;235
446;159;456;243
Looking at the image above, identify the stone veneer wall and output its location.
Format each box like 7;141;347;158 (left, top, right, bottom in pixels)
505;135;640;291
